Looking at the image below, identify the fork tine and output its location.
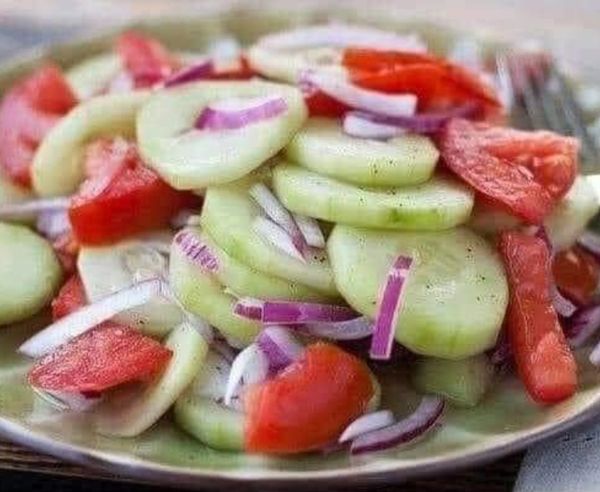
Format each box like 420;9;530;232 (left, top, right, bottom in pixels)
507;53;547;130
530;63;569;134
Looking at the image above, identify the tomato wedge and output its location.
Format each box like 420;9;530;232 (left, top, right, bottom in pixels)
245;343;373;454
69;138;196;245
439;118;578;224
342;48;502;120
28;323;172;393
0;65;77;187
553;246;600;306
51;274;86;321
499;231;577;404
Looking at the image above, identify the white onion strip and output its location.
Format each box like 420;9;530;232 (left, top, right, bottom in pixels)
174;229;219;272
0;197;70;220
339;410;395;443
292;213;325;249
370;255;414;360
36;209;71;239
19;279;163;358
256;326;303;372
343;112;407;140
224;344;269;406
252;216;305;262
195;95;287;131
301;315;373;340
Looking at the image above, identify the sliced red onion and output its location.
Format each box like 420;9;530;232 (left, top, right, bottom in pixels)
489;332;512;367
0;197;70;220
233;297;264;321
259;24;426;52
256;326;303;373
195;95;287;131
292;213;325;249
252;216;305;262
343;112;407;140
589;340;600;366
302;70;417;118
301;315;373;340
249;183;307;255
350;396;445;455
19;279;163;358
224;344;269;406
34;388;102;412
577;231;600;263
174;229;219;273
339;410;395;443
344;103;479;135
163;60;214;88
551;284;578;318
568;304;600;348
36;209;71;240
370;255;414;360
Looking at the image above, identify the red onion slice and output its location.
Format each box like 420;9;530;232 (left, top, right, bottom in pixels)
589;340;600;366
19;279;164;358
292;213;325;249
370;255;413;360
577;231;600;263
302;70;417;118
174;229;219;273
551;284;578;318
163;60;213;88
350;396;445;455
301;315;373;340
256;325;303;373
339;410;395;443
252;216;305;262
568;304;600;348
36;209;71;240
195;95;287;131
233;297;264;321
0;197;70;220
343;112;407;140
224;343;268;406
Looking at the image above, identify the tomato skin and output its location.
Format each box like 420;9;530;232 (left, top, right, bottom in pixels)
553;247;600;306
28;323;172;393
69;139;196;245
304;90;350;118
245;343;374;454
51;274;86;320
0;65;77;187
499;231;577;404
438;118;578;224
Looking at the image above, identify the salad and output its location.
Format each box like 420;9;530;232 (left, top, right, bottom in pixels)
0;24;599;457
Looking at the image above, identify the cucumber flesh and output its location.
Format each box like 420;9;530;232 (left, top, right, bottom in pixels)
137;81;307;190
273;163;474;231
169;236;261;347
328;225;508;359
0;223;62;325
285;118;439;187
66;53;121;100
411;355;495;407
77;238;184;337
200;183;337;295
95;322;208;437
32;91;150;197
0;175;34;222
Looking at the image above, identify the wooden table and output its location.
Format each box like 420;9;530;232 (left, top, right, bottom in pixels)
0;1;598;490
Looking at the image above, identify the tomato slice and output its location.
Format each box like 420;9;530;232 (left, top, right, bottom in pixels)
553;246;600;306
245;343;373;454
0;65;77;187
51;274;86;321
28;323;172;393
116;31;179;88
499;231;577;404
438;118;578;224
304;89;350;118
68;138;197;245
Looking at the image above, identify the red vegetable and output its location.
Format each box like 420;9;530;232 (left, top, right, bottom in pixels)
499;231;577;404
553;246;600;306
208;56;256;80
245;342;373;453
0;65;77;187
438;118;578;224
69;138;196;245
51;274;86;321
28;323;172;393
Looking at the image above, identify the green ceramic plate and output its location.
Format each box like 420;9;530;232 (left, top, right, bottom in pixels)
1;6;600;488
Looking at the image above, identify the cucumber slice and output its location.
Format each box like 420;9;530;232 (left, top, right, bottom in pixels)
285;118;439;187
95;322;208;437
0;223;61;325
78;238;183;337
411;355;495;407
137;81;307;190
328;225;508;359
169;236;261;347
200;183;337;295
273;164;474;231
174;395;244;451
66;53;121;100
32;91;150;197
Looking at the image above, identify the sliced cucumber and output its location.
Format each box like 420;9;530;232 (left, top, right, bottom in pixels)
0;223;62;325
273;164;474;231
328;225;508;359
32;91;150;197
200;183;337;295
169;236;261;347
137;81;307;190
95;322;208;437
66;53;121;100
78;238;183;337
285;118;439;187
174;395;244;451
411;355;495;407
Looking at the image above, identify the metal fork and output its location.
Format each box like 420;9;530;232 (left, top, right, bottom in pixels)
495;51;600;173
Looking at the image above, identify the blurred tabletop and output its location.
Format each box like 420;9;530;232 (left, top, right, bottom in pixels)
0;1;599;491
